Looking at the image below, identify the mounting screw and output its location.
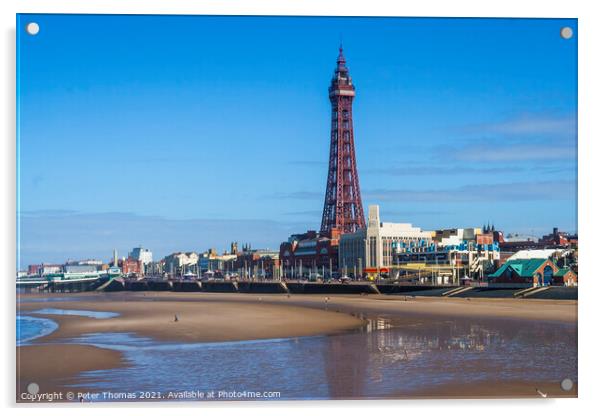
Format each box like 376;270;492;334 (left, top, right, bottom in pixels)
560;27;573;40
26;22;40;36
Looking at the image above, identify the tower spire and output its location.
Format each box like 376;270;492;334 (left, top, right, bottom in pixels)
336;43;347;69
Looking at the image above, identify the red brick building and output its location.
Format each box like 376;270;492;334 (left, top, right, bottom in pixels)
553;267;578;286
119;258;142;276
279;230;340;279
540;227;578;247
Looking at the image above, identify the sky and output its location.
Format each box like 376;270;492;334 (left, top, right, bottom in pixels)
17;14;577;267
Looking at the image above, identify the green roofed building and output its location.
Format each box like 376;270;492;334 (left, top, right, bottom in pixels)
489;258;559;286
553;267;578;287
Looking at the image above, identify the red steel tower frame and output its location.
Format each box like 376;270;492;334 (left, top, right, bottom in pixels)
320;46;366;234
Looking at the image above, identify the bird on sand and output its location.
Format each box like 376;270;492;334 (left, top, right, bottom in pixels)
535;388;547;398
174;314;179;322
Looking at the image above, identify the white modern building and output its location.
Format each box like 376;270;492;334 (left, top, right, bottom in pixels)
433;228;481;246
163;252;199;276
508;249;567;261
129;247;153;265
339;205;433;278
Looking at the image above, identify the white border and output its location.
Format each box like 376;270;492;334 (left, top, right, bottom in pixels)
2;1;601;415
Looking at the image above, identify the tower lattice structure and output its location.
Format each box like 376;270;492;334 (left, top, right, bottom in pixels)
320;46;366;234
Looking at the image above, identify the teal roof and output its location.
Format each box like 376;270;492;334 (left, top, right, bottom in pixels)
554;267;571;277
490;258;548;278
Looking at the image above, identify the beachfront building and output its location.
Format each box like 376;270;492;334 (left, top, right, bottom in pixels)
391;227;500;284
338;205;433;279
226;246;281;280
488;258;560;286
119;258;142;276
392;243;500;284
554;267;578;286
129;247;153;265
163;252;200;278
64;264;99;274
279;230;340;279
198;250;237;274
28;264;63;276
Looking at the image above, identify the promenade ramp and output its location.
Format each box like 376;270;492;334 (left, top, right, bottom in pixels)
98;278;125;292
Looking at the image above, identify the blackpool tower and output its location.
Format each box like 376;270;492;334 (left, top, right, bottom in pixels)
320;46;366;234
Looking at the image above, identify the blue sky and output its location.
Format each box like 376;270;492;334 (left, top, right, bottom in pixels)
17;14;577;267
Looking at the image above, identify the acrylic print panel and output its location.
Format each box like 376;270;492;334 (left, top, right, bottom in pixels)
16;14;578;403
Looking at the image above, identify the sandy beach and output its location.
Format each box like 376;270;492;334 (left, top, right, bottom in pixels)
16;292;578;401
19;294;365;343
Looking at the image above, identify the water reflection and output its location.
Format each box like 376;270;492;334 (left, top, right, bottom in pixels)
324;316;576;398
64;316;576;401
31;308;119;319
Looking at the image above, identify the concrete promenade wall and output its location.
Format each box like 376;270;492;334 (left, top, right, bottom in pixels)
172;281;202;292
201;281;238;292
93;279;578;300
287;282;380;295
237;281;288;294
529;286;578;300
376;284;457;294
147;280;173;291
125;280;149;291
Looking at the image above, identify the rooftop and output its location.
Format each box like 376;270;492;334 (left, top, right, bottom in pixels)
489;258;548;278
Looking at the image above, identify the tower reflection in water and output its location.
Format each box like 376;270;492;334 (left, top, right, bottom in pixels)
70;315;576;400
322;316;576;398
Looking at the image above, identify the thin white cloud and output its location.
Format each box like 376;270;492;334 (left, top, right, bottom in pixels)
364;180;575;203
463;114;576;136
450;144;576;162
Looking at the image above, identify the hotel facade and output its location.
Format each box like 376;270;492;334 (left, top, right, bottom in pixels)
339;205;433;278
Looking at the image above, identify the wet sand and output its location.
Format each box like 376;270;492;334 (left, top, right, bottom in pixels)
20;291;578;327
16;292;577;401
19;295;365;343
17;293;365;402
395;380;577;399
17;344;125;401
